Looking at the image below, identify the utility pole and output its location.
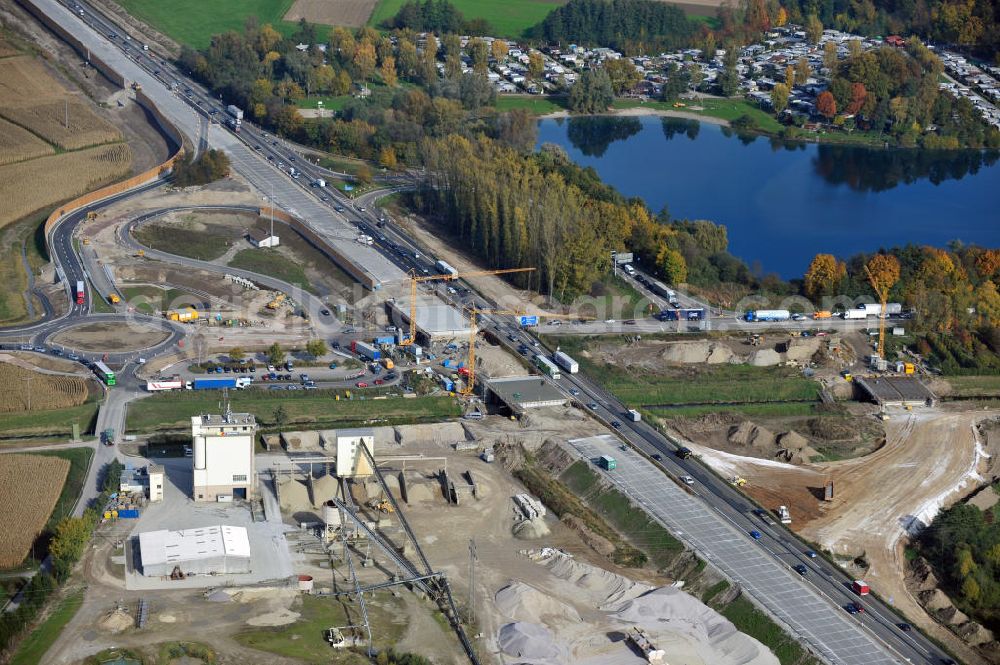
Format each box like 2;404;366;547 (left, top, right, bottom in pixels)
468;539;477;624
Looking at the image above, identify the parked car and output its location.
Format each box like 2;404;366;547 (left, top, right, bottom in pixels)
749;530;762;540
356;381;368;388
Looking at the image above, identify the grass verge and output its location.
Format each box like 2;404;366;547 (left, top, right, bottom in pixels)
134;217;243;261
494;95;567;115
9;589;83;665
229;248;312;292
560;461;685;569
945;375;1000;397
0;403;99;440
716;595;822;665
127;390;461;432
647;402;819;419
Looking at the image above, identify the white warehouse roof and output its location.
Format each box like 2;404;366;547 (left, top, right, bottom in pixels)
139;525;250;570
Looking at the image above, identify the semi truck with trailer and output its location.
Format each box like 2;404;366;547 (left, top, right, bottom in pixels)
435;260;458;277
533;354;561;379
226;104;243;131
659;308;706;321
745;309;790;322
146;377;184;392
351;340;381;361
186;377;252;390
553;351;579;374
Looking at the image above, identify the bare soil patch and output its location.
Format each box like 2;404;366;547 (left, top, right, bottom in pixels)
283;0;378;27
51;321;170;352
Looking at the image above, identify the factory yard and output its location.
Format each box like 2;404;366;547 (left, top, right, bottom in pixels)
682;404;1000;658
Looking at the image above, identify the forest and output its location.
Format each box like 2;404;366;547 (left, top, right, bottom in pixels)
780;0;1000;60
917;493;1000;632
530;0;699;55
382;0;493;36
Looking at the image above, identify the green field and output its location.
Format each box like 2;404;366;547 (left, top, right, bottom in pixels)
546;338;820;407
9;590;84;665
945;375;1000;397
369;0;566;37
229;248;312;292
0;403;99;441
134;217;243;261
494;95;567;115
117;0;303;49
236;594;406;663
127;391;462;432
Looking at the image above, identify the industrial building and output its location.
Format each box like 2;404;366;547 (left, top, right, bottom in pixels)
119;463;164;502
247;227;279;248
138;525;251;577
486;376;567;414
334;428;375;478
387;298;472;340
191;410;257;501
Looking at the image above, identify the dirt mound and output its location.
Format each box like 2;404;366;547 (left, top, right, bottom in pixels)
98;609;134;633
513;517;551;540
311;475;338;506
545;551;649;607
777;431;809;450
536;440;574;475
560;514;614;558
498;621;566;661
728;422;775;451
277;477;311;513
956;621;994;646
494;581;581;625
749;348;781;366
607;587;780;665
908;557;940;592
920;588;954;612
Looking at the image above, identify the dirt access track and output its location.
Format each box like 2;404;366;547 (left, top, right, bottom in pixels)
685;404;998;663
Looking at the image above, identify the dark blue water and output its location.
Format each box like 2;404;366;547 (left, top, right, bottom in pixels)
537;116;1000;278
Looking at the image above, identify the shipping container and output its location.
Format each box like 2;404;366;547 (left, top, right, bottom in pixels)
118;509;140;519
745;309;790;322
374;336;395;346
597;455;617;470
351;340;380;360
553;351;579;374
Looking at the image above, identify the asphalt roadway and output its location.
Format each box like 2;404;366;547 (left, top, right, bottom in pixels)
9;2;954;663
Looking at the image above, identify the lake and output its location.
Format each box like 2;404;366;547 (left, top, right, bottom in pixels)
536;115;1000;278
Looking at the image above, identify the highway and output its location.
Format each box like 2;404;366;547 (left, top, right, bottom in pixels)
11;2;955;663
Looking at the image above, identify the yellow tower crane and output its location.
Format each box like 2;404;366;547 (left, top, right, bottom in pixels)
460;305;525;395
397;267;534;346
864;264;890;360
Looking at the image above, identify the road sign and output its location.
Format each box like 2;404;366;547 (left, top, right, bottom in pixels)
613;252;633;264
518;315;539;327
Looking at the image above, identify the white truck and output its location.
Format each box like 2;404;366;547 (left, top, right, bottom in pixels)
627;408;641;422
553;350;579;374
842;308;866;320
313;177;326;188
226;104;243;131
146;377;183;392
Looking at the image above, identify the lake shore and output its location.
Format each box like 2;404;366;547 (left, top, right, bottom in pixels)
539;105;732;127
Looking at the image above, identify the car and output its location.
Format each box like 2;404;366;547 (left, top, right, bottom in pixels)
791;313;805;321
67;354;80;361
587;402;598;410
793;564;808;576
268;385;282;390
267;364;275;372
289;155;296;162
328;362;338;369
267;154;274;161
384;372;397;380
570;388;580;396
681;475;695;485
374;378;385;385
651;453;662;461
749;530;762;540
304;385;317;390
624;319;637;325
223;366;231;373
268;372;277;380
845;602;864;614
286;384;299;390
255;144;262;150
507;333;517;342
605;319;616;324
299;373;310;382
897;623;912;632
355;381;368;388
610;420;622;428
335;205;345;212
249;366;256;373
804;550;817;558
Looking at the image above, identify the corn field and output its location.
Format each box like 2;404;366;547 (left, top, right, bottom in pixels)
0;100;122;150
0;142;132;229
0;56;64;104
0;363;90;413
0;454;70;568
0;116;54;166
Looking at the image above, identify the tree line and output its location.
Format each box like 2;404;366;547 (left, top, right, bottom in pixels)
172;149;231;187
384;0;493;36
530;0;699;55
0;461;122;657
917;495;1000;631
780;0;999;61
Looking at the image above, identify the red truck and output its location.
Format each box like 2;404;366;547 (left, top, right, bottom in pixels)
75;280;85;305
851;580;870;596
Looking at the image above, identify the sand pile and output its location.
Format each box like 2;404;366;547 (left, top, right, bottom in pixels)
513;517;551;540
498;621;567;662
494;581;581;624
728;422;776;452
607;587;780;665
775;431;820;464
545;551;650;607
311;475;338;506
277;477;311;513
750;348;781;366
658;340;716;364
98;609;134;633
